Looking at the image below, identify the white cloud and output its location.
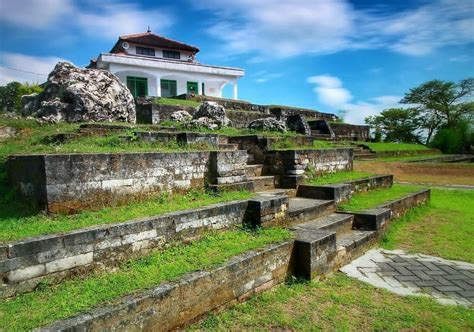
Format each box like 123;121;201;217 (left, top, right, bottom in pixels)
307;75;352;108
307;74;402;124
196;0;474;58
253;71;283;83
77;4;174;39
0;53;69;85
0;0;73;29
0;1;173;39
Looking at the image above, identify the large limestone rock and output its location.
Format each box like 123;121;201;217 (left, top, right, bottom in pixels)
171;110;192;123
22;62;135;123
189;101;231;129
286;114;311;135
248;118;286;132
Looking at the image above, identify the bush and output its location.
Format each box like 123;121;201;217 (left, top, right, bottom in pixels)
430;120;473;154
0;81;43;113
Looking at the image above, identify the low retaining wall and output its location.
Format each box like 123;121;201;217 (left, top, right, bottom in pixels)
38;241;295;331
368;148;441;157
329;122;370;141
297;174;393;203
7;150;248;213
408;154;474;163
135;131;220;147
1;194;289;298
264;148;353;188
380;189;431;219
343;189;431;231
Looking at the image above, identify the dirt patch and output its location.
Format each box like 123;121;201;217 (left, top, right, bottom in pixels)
354;161;474;186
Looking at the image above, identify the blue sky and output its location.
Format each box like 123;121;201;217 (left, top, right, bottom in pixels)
0;0;473;124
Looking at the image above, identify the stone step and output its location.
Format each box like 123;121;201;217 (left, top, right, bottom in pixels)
354;153;377;160
218;143;240;150
208;181;255;192
287;197;335;223
255;188;297;198
245;164;263;177
336;230;377;253
292;213;353;236
249;175;275;192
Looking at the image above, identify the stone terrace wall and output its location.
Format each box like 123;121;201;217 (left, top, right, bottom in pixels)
329;122;370;141
265;148;353;176
40;241;295;331
7;151;248;213
264;148;353;188
0;200;248;297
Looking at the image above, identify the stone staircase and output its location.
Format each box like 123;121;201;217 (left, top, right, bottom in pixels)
352;145;376;160
310;129;333;140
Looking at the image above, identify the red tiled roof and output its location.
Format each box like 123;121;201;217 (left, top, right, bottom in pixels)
110;32;200;53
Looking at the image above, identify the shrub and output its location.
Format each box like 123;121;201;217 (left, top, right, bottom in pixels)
0;81;43;113
430;120;473;154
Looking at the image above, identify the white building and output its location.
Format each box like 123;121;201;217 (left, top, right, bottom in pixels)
90;30;244;99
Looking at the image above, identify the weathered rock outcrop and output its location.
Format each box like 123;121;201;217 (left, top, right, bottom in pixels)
286;114;311;135
0;126;17;141
171;110;192;123
189;101;231;129
248;118;286;132
22;62;135;123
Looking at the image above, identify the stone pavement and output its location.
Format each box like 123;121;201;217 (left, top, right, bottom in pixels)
341;249;474;306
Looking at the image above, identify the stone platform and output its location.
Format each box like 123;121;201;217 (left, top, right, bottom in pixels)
341;249;474;306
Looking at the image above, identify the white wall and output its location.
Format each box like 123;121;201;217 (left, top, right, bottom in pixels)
109;63;236;98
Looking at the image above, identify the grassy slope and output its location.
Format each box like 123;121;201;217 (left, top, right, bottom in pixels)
154;97;200;107
0;116;215;158
338;184;422;211
0;228;292;331
364;142;431;152
382;188;474;263
0;184;252;242
305;170;375;185
192;273;473;331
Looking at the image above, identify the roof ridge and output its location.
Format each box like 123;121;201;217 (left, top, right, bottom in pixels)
118;32;199;52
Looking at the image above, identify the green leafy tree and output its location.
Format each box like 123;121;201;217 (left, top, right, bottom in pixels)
400;78;474;143
365;108;421;143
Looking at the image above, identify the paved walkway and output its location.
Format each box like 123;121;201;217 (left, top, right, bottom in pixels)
341;249;474;306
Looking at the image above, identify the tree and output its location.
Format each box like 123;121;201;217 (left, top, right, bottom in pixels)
400;78;474;143
0;81;43;113
365;108;421;143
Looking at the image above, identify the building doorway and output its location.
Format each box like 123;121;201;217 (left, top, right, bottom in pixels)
126;76;148;98
187;81;198;95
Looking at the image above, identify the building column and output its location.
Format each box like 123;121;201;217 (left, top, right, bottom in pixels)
198;80;203;95
233;82;238;100
156;76;161;97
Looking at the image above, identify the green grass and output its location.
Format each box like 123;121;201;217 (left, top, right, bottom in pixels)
158;119;304;138
382;187;474;262
0;186;252;242
363;142;431;152
153;97;200;107
0;228;292;331
192;273;474;331
271;139;334;150
338;184;422;211
0;115;216;160
305;170;375;185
